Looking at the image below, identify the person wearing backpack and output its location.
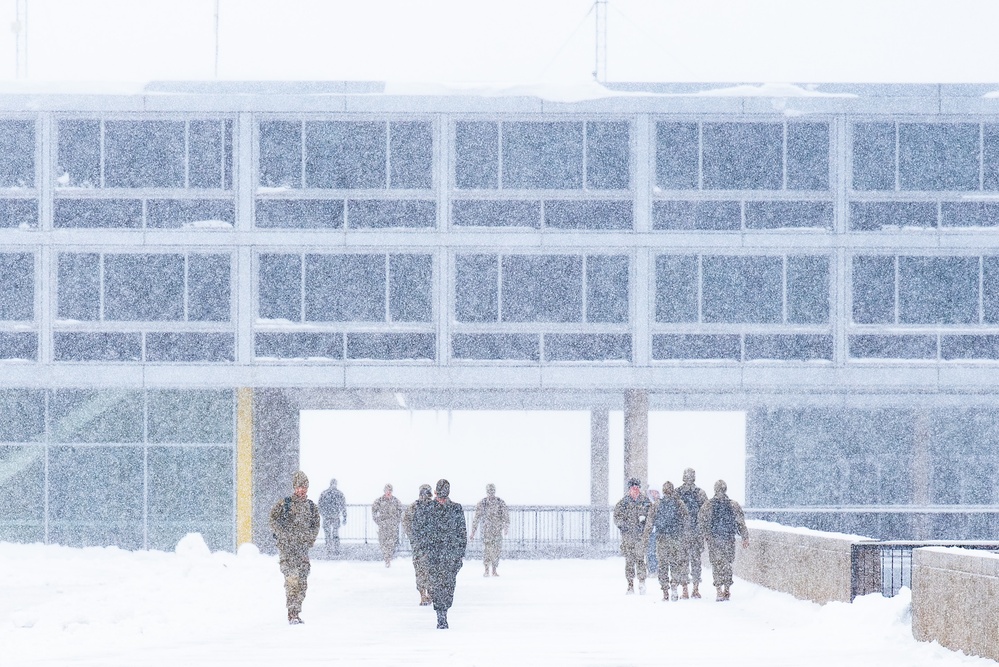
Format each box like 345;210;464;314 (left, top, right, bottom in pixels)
269;470;321;624
697;479;750;602
676;467;709;598
643;481;690;601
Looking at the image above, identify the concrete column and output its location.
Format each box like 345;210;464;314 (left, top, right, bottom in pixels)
590;408;610;542
911;410;932;539
252;389;301;552
623;389;649;492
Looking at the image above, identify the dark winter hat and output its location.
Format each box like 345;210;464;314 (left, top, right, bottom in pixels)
683;468;696;484
330;478;338;487
486;483;496;495
384;483;393;493
627;477;641;489
714;479;727;495
292;470;309;489
662;481;674;495
419;484;432;498
435;478;450;498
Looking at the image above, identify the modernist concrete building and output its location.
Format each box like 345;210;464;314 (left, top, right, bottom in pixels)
0;81;998;551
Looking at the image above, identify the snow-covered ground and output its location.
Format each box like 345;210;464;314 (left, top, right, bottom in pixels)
1;535;991;666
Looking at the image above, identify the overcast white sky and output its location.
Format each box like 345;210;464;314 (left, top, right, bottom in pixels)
1;0;997;83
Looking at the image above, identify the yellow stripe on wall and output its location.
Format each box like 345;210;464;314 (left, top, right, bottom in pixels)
236;387;253;546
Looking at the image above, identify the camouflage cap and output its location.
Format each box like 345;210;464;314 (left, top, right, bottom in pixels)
627;477;641;488
292;470;309;489
683;468;696;484
419;484;432;498
435;478;450;498
714;479;727;495
486;483;496;495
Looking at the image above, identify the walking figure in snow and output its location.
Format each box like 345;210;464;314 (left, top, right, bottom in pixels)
643;481;690;601
402;483;435;605
470;483;510;577
269;470;321;624
697;479;750;602
372;483;404;567
645;487;661;575
318;478;347;557
676;467;709;598
412;478;467;629
613;477;651;595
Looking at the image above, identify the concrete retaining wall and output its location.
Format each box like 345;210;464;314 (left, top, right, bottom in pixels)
912;547;999;662
734;520;868;604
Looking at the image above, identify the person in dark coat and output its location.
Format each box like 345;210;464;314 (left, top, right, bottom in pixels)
318;478;347;557
268;470;321;624
402;483;434;605
412;478;467;629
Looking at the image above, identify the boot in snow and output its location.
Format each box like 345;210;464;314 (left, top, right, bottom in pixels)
491;566;498;576
681;584;689;600
436;609;448;629
670;585;678;601
691;583;701;599
483;565;490;577
626;581;635;595
715;586;725;602
662;588;669;601
723;584;731;601
638;581;647;595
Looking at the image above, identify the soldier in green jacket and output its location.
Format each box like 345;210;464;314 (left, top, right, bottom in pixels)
613;477;651;594
643;481;690;601
470;483;510;577
697;479;750;602
269;470;321;624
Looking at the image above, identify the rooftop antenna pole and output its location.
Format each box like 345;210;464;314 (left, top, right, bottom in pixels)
12;0;27;79
213;0;220;78
593;0;607;83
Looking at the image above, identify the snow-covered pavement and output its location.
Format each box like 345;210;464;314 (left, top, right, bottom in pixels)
1;535;991;666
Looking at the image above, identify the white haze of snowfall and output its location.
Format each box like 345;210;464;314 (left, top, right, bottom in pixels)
1;0;999;84
300;410;746;505
2;534;993;667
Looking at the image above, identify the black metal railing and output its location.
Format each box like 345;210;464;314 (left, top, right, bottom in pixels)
850;540;999;599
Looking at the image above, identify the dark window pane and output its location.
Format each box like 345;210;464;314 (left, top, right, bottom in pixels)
258;254;301;321
586;121;629;189
652;334;741;360
451;333;538;361
56;120;100;188
147;446;233;551
145;332;234;362
57;253;100;321
305;254;385;322
0;331;35;359
744;201;832;230
787;123;829;190
941;202;999;227
501;255;582;322
787;255;829;324
503;122;583;189
347;199;435;228
188;254;231;322
306;121;385;189
454;254;498;322
53;332;142;361
105;254;185;321
0;390;45;441
849;335;936;359
0;446;44;543
389;122;432;189
49;389;144;442
254;332;343;359
0;120;34;188
655;255;698;322
148;389;234;443
346;333;435;360
899;123;979;191
452;199;539;227
745;334;833;361
54;199;142;228
849;201;936;231
852;123;895;191
0;199;37;228
259;121;301;188
941;335;999;360
189;120;224;189
984;257;999;323
455;121;498;189
586;255;628;323
984;124;999;191
703;123;782;190
223;120;233;190
389;254;432;322
146;199;234;229
105;121;185;188
655;122;698;189
544;200;632;230
652;200;739;231
898;256;978;324
255;199;343;229
852;256;895;324
702;256;782;323
0;253;32;320
545;334;631;361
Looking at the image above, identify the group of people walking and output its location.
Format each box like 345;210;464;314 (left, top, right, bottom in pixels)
614;468;749;602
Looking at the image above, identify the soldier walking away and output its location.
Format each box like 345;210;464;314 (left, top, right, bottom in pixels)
613;477;651;595
676;467;709;599
470;483;510;577
412;478;467;629
269;470;321;625
318;478;347;557
643;481;690;601
372;483;404;567
402;484;434;605
698;479;750;602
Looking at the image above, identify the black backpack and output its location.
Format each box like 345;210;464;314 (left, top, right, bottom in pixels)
653;499;682;536
710;499;737;538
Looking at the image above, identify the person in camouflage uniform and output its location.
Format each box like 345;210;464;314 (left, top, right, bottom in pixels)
676;467;709;598
269;470;321;624
372;483;404;567
470;483;510;577
697;479;750;602
402;483;434;605
318;478;347;557
643;481;690;601
613;477;651;594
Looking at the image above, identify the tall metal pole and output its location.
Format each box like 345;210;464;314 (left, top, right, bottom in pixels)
593;0;607;83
